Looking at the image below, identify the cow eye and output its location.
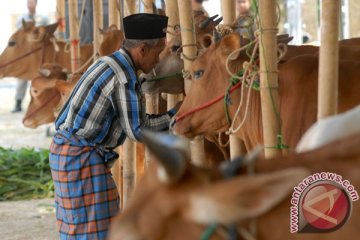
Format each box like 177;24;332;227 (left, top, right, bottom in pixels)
171;44;181;53
193;70;204;80
8;40;16;47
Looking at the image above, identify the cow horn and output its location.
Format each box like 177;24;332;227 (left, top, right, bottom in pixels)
219;145;263;177
214;17;223;26
141;130;188;184
39;69;51;77
213;30;222;43
199;14;218;29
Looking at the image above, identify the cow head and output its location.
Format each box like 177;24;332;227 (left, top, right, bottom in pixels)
99;24;124;56
54;72;82;117
109;131;308;239
23;63;67;128
140;12;222;95
0;22;59;79
174;33;249;138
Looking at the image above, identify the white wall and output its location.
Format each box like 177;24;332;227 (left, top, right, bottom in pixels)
0;0;56;52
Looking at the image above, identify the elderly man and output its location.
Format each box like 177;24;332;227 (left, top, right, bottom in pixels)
50;14;178;239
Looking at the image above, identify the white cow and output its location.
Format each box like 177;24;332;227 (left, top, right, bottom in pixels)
296;104;360;152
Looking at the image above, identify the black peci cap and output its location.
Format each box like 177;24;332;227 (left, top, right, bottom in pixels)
123;13;168;39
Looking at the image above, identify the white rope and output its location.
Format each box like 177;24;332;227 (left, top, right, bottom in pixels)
217;132;230;148
73;53;97;74
224;38;260;135
50;38;60;52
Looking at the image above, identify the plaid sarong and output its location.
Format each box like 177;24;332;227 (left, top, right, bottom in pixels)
49;131;120;239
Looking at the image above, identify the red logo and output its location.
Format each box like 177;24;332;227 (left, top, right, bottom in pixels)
299;182;351;233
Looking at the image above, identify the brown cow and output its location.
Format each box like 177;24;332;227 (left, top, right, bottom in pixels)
22;64;68;128
0;21;93;80
98;24;124;56
173;33;360;151
109;131;360;240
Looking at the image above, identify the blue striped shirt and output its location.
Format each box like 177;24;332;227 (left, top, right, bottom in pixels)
55;48;175;149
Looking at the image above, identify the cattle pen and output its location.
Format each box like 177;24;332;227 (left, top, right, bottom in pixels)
0;0;360;239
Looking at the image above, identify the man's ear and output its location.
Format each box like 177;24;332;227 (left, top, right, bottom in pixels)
139;43;149;56
185;167;310;225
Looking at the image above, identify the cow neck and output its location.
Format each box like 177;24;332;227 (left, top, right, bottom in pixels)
229;86;263;151
47;41;72;70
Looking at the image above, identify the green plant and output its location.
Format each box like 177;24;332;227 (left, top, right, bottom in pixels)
0;147;54;201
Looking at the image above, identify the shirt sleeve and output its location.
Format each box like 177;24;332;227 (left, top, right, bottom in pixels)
115;80;176;141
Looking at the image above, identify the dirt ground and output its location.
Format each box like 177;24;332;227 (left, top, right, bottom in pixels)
0;79;58;239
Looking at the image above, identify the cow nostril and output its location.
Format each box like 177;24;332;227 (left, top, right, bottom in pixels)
8;41;16;47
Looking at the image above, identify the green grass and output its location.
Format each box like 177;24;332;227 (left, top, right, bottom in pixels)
0;147;54;201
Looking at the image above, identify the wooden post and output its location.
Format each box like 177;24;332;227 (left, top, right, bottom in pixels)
109;0;121;28
56;0;66;40
177;0;206;166
68;0;81;72
222;0;245;158
166;0;183;110
93;0;103;58
122;0;138;206
318;0;340;119
143;0;154;13
258;0;281;158
125;0;137;16
348;0;360;38
222;0;236;26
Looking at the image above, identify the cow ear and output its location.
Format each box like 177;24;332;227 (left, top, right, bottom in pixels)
141;130;189;184
219;33;241;57
199;33;213;49
186;167;309;224
110;24;118;31
22;18;27;29
45;22;59;35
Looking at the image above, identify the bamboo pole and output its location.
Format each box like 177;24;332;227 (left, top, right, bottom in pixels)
122;0;138;206
177;0;206;166
318;0;340;120
56;0;66;40
93;0;103;58
221;0;245;159
109;0;121;28
166;0;183;110
125;0;137;16
143;0;154;13
222;0;236;26
68;0;81;72
349;0;360;38
258;0;281;158
142;0;159;167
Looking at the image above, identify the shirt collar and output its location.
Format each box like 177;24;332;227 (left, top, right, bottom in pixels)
120;47;136;70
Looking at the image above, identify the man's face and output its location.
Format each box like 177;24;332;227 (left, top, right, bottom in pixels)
28;0;37;14
236;0;251;16
138;39;166;74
